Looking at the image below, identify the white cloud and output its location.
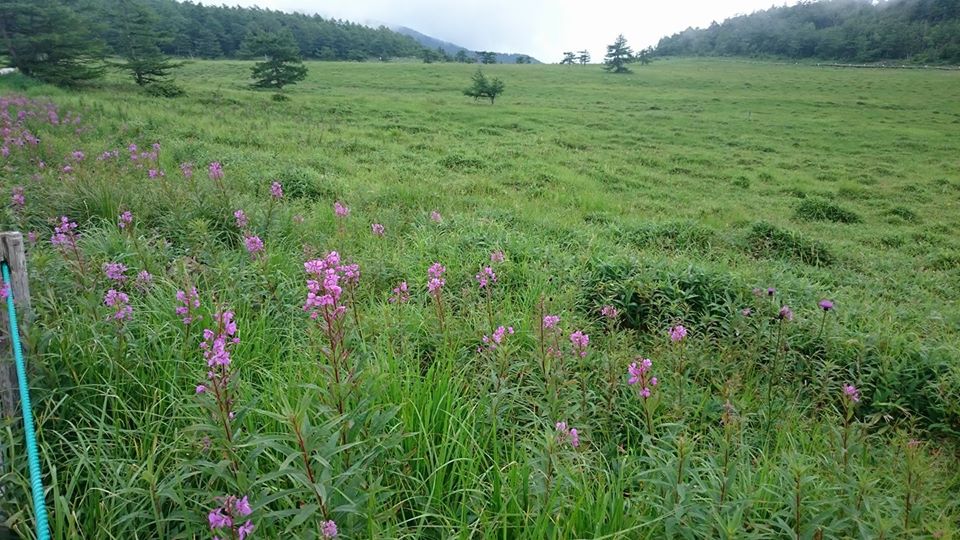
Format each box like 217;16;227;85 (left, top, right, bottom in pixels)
222;0;796;62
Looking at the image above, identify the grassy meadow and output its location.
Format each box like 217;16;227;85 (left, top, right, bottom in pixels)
0;58;959;538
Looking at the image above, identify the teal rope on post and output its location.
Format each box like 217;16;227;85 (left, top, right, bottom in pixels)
2;262;50;540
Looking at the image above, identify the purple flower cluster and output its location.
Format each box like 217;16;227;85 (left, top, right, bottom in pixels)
475;266;496;289
555;421;580;448
371;223;385;237
843;384;860;403
334;201;349;218
480;325;514;352
390;281;410;304
244;235;264;258
627;357;659;398
427;262;446;294
270;181;283;200
118;211;133;230
201;311;239;368
303;251;352;321
50;216;78;249
208;161;224;181
321;520;338;539
490;250;505;263
601;305;619;320
208;495;254;540
669;325;687;342
175;288;201;324
569;330;589;358
778;305;794;321
430;210;442;223
11;186;24;210
234;209;248;229
104;289;133;322
103;262;128;282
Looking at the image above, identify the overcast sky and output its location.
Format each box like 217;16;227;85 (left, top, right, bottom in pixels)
224;0;799;62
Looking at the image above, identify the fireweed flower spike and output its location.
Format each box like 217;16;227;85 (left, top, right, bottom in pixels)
244;235;264;258
11;186;24;210
627;357;658;435
118;211;133;230
389;281;410;304
427;262;447;333
555;422;580;448
208;494;254;540
321;520;338;539
542;315;560;329
208;161;224;180
476;266;496;289
843;384;860;403
480;325;514;353
104;289;133;322
570;330;589;358
234;209;248;229
840;383;860;468
175;287;201;324
669;325;687;342
103;262;128;282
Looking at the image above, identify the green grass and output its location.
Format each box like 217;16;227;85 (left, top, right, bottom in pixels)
0;58;959;538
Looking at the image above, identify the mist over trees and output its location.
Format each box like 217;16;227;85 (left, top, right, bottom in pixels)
655;0;960;63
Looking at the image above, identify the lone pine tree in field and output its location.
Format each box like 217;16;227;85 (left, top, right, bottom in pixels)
560;51;577;65
242;30;308;91
463;69;505;104
112;0;184;87
578;49;591;65
0;0;104;86
603;34;634;73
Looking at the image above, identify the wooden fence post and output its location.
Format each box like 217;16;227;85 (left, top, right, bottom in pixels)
0;232;31;420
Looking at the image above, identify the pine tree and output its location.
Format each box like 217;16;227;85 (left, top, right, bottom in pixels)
463;69;505;104
578;50;591;65
0;0;104;86
560;51;577;65
112;0;184;87
603;34;634;73
242;30;308;91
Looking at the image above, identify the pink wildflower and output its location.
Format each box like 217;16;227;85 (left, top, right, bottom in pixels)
490;250;505;263
244;235;264;258
11;186;24;209
601;305;619;320
208;161;224;180
180;162;193;179
234;209;248;229
430;210;442;223
475;266;496;289
371;223;385;236
627;357;658;399
322;520;338;539
118;211;133;229
104;289;133;321
542;315;560;329
669;325;687;342
570;330;589;358
555;422;580;448
843;384;860;403
103;262;128;282
390;281;410;304
175;288;201;324
334;201;349;218
427;262;446;294
270;181;283;199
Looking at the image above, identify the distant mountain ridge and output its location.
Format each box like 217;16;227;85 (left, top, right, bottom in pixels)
392;26;541;64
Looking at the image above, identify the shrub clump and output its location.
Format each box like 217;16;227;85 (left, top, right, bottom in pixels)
745;221;836;266
793;198;862;223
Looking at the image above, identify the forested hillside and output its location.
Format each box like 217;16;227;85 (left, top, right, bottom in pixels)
655;0;960;63
66;0;426;61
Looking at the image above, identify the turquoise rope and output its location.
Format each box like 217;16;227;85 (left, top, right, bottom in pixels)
3;262;50;540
